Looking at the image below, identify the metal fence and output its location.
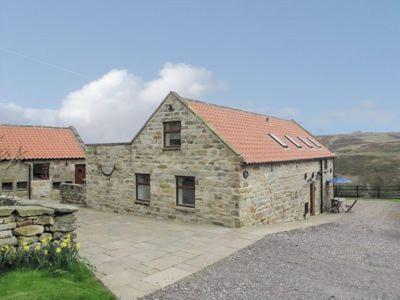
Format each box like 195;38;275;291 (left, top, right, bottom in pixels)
334;185;400;199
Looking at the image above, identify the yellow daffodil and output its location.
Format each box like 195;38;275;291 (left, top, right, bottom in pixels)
23;246;30;252
34;245;41;252
22;242;28;247
44;249;48;255
61;242;67;248
56;247;62;254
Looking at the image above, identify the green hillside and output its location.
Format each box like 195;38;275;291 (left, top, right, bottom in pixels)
318;132;400;186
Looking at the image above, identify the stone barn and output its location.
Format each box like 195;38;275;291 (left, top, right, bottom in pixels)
86;92;335;227
0;125;86;200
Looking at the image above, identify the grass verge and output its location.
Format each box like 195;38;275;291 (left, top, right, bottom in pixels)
0;262;115;300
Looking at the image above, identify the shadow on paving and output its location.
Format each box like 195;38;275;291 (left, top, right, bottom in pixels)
143;201;400;300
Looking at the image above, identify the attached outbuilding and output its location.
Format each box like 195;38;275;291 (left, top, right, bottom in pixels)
0;125;86;200
86;92;335;227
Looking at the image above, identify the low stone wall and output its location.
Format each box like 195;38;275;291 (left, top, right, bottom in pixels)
60;183;86;206
0;195;78;249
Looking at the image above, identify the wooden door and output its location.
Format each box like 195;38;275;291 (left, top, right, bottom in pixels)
75;164;86;184
310;182;316;216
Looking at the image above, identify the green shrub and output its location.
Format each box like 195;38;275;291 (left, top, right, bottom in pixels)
0;234;91;273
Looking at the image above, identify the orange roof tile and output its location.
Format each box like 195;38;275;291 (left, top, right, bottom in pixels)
185;99;335;164
0;125;85;160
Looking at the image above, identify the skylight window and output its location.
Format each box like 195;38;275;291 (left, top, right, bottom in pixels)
298;136;314;148
307;137;322;148
268;133;288;148
285;135;302;148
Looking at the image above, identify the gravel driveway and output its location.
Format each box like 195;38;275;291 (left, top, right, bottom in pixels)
144;201;400;299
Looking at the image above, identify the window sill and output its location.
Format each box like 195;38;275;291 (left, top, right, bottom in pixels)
162;147;181;152
135;200;150;206
176;206;196;213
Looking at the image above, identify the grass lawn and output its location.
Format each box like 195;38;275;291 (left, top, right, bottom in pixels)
0;264;115;300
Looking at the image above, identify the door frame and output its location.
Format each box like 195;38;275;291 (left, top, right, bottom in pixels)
74;164;86;184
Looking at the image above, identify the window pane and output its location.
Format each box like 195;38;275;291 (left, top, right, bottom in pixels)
137;174;150;184
165;132;181;147
33;164;49;179
138;185;150;201
178;177;194;187
165;122;181;131
2;182;13;191
17;182;27;190
178;187;195;206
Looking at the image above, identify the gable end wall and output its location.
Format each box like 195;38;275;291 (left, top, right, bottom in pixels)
85;94;242;227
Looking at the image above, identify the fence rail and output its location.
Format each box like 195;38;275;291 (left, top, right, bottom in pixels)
334;185;400;199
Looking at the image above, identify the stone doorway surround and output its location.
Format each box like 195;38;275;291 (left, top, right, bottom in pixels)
77;208;338;299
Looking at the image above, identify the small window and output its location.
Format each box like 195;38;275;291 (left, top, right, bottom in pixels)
33;163;49;180
285;135;302;148
268;133;288;148
164;121;181;149
65;181;73;184
2;182;13;191
307;137;322;148
136;174;150;202
324;159;328;170
298;136;314;148
176;176;195;207
16;181;27;190
53;182;61;190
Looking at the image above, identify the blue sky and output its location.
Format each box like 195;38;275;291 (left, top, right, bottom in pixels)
1;1;399;142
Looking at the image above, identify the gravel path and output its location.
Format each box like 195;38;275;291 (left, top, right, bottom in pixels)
144;201;400;299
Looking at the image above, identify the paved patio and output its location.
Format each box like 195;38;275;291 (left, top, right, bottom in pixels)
77;208;338;299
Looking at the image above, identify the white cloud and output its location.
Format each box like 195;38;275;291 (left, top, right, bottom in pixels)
0;63;222;143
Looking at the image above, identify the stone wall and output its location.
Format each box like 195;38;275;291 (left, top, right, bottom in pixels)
60;183;86;206
0;159;85;201
86;93;243;227
0;195;78;248
238;158;335;226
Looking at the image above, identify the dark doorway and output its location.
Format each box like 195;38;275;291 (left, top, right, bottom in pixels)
310;182;316;216
75;164;86;184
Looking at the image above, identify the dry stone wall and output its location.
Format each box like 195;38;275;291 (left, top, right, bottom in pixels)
0;195;78;249
60;183;86;206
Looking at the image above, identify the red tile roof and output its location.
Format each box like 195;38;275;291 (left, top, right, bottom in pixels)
0;125;85;160
185;99;334;164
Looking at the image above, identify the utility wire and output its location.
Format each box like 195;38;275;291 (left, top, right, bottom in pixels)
0;46;88;79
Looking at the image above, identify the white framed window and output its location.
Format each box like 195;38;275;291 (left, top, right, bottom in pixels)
268;133;288;148
285;135;302;148
176;176;195;207
298;136;314;148
307;137;322;148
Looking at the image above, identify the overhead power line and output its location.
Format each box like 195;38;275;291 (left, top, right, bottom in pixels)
0;46;88;79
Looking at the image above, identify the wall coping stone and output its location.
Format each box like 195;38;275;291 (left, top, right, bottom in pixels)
0;206;15;217
0;195;78;214
14;206;54;217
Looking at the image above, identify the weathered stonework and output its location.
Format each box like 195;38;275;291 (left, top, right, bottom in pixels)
86;94;242;227
83;93;335;227
60;183;87;206
0;195;78;249
0;159;85;201
238;159;334;226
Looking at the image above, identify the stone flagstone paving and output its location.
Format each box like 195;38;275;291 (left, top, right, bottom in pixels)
77;208;338;299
